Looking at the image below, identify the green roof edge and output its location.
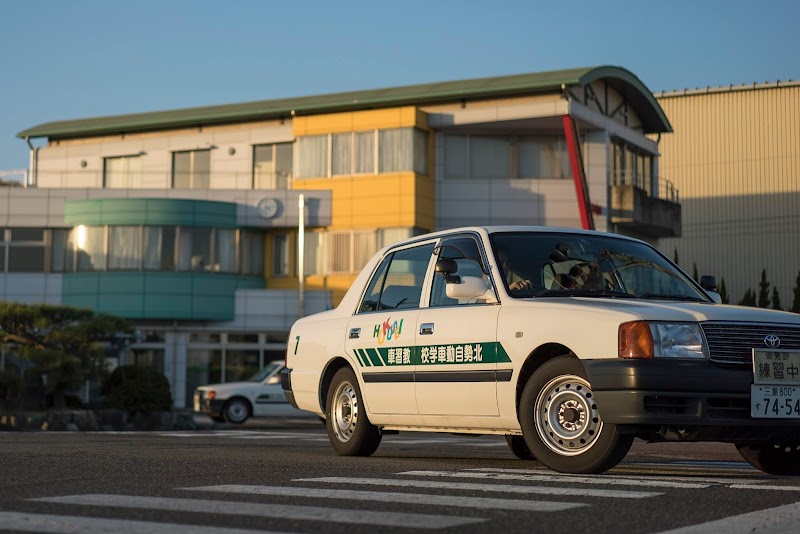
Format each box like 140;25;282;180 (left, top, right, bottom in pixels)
18;66;670;139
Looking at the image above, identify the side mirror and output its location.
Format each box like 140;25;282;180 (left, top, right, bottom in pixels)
445;275;497;303
435;258;460;284
699;275;717;292
700;275;721;304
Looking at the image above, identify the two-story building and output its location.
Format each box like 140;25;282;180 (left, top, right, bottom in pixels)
2;65;678;407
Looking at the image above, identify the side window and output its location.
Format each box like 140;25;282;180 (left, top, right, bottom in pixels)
357;243;434;313
358;254;392;313
430;236;487;307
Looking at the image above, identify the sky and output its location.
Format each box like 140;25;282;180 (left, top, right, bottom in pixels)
0;0;798;173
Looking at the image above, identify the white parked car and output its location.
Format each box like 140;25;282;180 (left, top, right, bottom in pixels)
282;226;800;474
194;360;306;423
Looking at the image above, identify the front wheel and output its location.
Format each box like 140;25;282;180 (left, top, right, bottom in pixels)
519;355;633;474
326;367;381;456
223;398;251;424
736;442;800;475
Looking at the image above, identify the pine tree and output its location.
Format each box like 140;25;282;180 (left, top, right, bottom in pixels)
792;270;800;313
757;269;770;308
772;287;782;310
719;277;729;304
739;289;756;307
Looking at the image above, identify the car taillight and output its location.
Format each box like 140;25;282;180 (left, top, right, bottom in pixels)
618;321;654;359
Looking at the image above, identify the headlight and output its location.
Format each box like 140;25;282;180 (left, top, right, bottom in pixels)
649;323;707;359
619;321;707;359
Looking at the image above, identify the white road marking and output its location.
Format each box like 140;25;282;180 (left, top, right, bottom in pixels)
465;468;766;486
298;477;661;499
731;484;800;491
32;494;483;529
181;484;583;512
658;501;800;533
0;511;284;534
401;470;711;489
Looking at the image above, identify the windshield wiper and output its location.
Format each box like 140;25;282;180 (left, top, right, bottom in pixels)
638;293;708;302
534;289;635;299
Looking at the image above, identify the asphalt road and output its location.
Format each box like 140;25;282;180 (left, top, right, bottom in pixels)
1;419;800;533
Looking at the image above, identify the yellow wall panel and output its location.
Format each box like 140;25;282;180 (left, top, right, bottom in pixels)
293;106;423;136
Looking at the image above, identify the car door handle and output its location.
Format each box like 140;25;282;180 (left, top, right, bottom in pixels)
419;323;434;335
349;328;361;339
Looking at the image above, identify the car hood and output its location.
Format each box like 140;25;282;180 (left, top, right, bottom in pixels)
517;297;800;325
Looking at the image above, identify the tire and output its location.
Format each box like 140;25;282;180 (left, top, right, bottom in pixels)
519;355;633;474
326;367;381;456
506;435;536;460
736;442;800;475
223;398;251;424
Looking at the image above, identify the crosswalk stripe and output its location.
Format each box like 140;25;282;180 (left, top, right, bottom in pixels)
32;494;483;529
657;501;800;533
466;467;766;486
730;484;800;491
298;477;661;499
455;468;712;488
181;484;584;512
0;511;284;534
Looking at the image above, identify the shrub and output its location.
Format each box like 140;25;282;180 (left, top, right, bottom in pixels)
102;365;172;416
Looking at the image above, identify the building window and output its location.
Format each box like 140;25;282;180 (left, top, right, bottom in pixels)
444;134;571;180
51;229;70;272
253;142;293;189
215;229;236;273
74;225;106;272
240;230;264;276
296;135;328;178
108;226;140;270
296;128;427;178
1;228;47;273
104;155;143;188
178;227;212;271
272;234;290;277
143;227;176;271
173;149;211;189
612;139;654;194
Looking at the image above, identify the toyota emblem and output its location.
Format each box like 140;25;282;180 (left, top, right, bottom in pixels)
764;335;781;348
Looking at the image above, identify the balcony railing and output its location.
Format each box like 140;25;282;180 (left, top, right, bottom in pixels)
9;169;294;190
0;169;28;187
611;173;679;203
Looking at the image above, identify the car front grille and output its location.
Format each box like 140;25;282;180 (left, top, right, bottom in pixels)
702;322;800;366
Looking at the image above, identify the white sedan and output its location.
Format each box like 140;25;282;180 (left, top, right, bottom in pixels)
282;225;800;475
193;360;306;423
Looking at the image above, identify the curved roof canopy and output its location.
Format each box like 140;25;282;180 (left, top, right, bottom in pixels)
18;66;671;140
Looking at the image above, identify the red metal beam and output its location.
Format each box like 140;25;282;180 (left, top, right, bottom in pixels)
562;114;594;230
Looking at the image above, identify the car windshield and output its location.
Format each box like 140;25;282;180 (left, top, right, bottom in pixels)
247;361;283;382
490;232;709;302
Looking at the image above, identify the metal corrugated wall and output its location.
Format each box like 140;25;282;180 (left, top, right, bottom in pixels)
656;83;800;307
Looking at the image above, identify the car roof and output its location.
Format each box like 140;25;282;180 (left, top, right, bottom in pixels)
388;226;645;250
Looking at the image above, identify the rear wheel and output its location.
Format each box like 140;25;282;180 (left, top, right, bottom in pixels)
736;442;800;475
326;367;381;456
505;435;536;460
519;355;633;474
223;398;251;424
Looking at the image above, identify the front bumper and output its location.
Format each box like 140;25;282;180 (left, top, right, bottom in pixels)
193;392;225;416
584;359;800;440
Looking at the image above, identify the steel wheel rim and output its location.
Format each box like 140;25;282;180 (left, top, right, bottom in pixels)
227;401;247;423
331;380;358;443
535;374;602;456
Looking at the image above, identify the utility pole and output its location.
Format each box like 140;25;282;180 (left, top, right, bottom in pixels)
298;194;305;319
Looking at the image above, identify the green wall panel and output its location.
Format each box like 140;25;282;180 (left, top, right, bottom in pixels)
62;272;264;320
65;198;237;228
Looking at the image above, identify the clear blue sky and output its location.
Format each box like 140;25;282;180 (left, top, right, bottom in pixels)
1;0;797;172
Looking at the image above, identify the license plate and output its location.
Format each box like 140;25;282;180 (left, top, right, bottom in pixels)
752;349;800;384
751;384;800;418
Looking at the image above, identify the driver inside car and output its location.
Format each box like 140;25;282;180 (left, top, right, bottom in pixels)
497;248;532;291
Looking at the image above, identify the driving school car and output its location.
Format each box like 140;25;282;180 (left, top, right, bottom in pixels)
194;360;303;423
281;226;800;474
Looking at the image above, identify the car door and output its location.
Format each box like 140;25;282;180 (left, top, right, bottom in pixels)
414;234;506;419
345;241;436;416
